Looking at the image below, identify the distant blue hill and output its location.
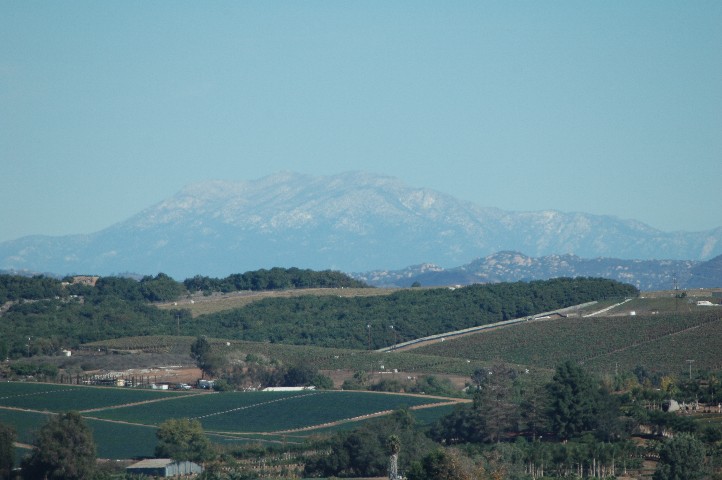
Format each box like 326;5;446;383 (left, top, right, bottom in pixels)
353;251;722;291
1;171;721;280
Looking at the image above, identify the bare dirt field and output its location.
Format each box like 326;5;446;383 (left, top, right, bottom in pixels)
86;366;203;385
323;368;470;391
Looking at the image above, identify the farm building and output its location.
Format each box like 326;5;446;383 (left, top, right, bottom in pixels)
126;459;203;477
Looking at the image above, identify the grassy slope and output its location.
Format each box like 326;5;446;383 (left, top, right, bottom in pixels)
91;291;722;379
157;287;399;317
86;335;493;376
82;290;722;377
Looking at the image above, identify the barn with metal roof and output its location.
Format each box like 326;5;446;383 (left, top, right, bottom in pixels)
126;458;203;477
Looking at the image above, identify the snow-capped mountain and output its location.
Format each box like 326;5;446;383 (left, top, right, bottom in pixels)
2;171;721;279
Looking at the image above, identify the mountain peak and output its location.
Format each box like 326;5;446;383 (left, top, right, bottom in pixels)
1;171;721;278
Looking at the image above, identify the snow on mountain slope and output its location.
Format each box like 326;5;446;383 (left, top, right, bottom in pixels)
2;172;720;279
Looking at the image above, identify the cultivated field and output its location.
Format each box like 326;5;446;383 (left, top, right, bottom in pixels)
84;389;456;434
0;408;159;460
0;382;462;459
412;307;722;375
0;381;195;411
89;293;722;382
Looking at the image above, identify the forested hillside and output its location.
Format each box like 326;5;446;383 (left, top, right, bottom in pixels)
184;267;368;293
0;269;367;358
1;274;637;359
0;268;367;304
192;278;637;349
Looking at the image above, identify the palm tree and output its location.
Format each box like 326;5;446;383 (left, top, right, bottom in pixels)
387;435;401;480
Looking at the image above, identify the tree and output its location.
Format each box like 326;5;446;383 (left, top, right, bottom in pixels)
155;418;214;463
342;370;369;390
517;374;550;440
653;433;706;480
312;373;334;390
21;411;97;480
283;363;317;387
139;273;184;302
474;363;518;442
430;403;487;445
304;428;384;477
0;423;16;480
431;365;518;445
304;409;432;478
191;336;213;378
407;448;484;480
593;387;627;441
546;361;598;440
387;435;401;480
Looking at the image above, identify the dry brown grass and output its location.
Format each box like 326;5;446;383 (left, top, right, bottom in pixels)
157;287;400;317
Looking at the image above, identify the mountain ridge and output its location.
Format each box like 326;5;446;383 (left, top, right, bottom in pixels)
353;250;722;290
2;171;721;279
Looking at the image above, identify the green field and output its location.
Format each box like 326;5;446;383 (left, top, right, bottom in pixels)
0;408;159;462
0;382;196;412
0;408;53;444
89;390;441;432
85;418;159;459
205;401;461;446
88;390;310;428
0;382;458;459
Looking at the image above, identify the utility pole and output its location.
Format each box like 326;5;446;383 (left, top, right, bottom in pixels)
367;324;372;350
686;359;695;380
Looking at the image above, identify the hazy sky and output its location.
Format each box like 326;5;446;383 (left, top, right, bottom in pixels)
2;2;720;243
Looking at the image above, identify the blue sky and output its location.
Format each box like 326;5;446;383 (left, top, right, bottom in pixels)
1;2;720;243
